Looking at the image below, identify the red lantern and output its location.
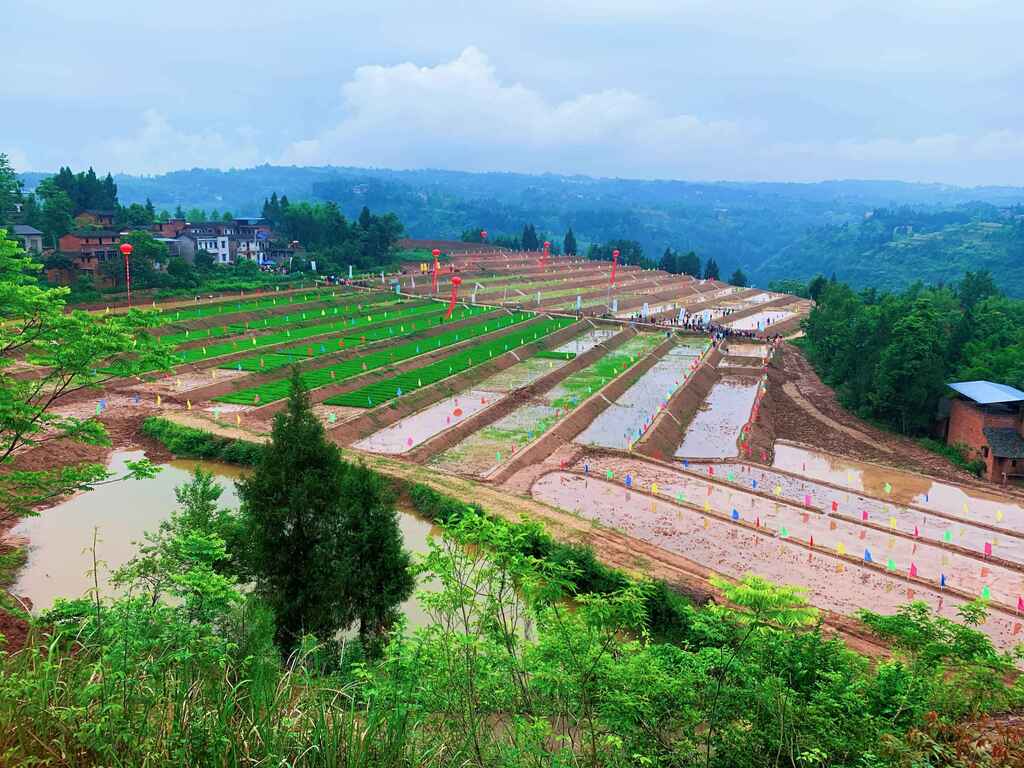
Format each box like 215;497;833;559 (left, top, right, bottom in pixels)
120;242;134;306
445;275;462;320
480;229;488;241
431;248;441;293
610;249;620;287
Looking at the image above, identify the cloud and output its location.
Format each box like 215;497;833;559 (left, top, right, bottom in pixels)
280;47;745;178
89;109;265;174
5;148;32;173
281;47;1024;185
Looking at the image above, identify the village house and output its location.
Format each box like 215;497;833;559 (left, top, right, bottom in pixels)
11;224;44;253
56;229;123;279
944;380;1024;484
74;209;116;227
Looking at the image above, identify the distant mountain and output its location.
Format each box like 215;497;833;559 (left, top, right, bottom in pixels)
18;165;1024;293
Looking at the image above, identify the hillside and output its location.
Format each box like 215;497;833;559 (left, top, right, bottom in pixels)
18;166;1024;292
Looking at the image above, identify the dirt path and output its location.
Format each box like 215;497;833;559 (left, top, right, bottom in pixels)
780;380;888;452
772;344;976;478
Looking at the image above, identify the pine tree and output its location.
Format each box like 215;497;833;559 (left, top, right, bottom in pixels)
237;368;413;653
703;257;720;280
145;198;156;220
678;251;701;277
659;247;677;274
174;204;185;219
521;224;539;251
563;227;577;256
358;205;373;230
729;268;749;287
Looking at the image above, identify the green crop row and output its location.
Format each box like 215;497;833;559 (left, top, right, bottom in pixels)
325;316;577;408
159;301;446;369
214;311;536;405
221;305;495;373
156;294;403;347
535;350;576;360
151;288;347;325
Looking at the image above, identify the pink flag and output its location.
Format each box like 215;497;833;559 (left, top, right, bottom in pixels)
862;510;868;521
909;562;918;578
831;500;838;512
913;525;919;538
984;542;993;557
1018;596;1024;613
804;494;812;507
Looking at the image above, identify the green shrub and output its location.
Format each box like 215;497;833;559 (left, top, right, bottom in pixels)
140;417;262;465
918;437;987;476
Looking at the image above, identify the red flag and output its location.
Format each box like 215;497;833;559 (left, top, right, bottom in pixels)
909;562;918;578
1018;596;1024;613
610;249;619;286
913;525;919;538
831;500;838;512
809;535;814;548
984;541;993;557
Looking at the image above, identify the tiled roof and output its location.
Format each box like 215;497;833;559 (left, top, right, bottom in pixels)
12;224;42;235
983;427;1024;459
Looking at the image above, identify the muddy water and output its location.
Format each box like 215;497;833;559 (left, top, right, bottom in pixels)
726;310;795;331
431;334;663;476
353;390;498;454
773;443;1024;525
12;451;439;626
577;346;698;449
675;378;760;459
552;328;617;355
717;462;1024;565
532;470;1023;650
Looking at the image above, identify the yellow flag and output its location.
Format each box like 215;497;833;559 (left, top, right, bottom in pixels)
236;414;241;426
996;510;1004;522
889;516;897;529
652;482;659;495
156;394;161;406
187;399;192;410
703;500;710;512
836;542;846;555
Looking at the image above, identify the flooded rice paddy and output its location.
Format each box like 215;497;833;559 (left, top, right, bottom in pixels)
675;377;760;459
532;468;1024;650
429;334;664;476
576;345;699;449
774;443;1024;524
726;310;795;331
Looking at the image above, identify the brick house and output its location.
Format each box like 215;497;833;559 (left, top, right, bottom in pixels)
57;229;124;281
151;218;188;238
74;209;116;227
945;380;1024;484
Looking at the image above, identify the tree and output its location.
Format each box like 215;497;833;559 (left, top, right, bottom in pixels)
677;251;701;277
702;257;720;280
0;153;23;226
521;223;539;252
563;227;577;256
807;274;829;302
173;204;185;219
237;368;413;653
728;268;749;287
34;180;75;247
193;249;216;271
958;270;999;312
658;247;677;274
0;232;168;525
100;231;166;289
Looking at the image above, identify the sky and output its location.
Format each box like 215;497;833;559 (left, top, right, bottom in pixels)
4;0;1023;186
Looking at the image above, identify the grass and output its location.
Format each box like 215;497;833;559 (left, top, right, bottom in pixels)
324;316;577;407
155;301;448;370
214;311;537;405
154;294;400;347
220;305;496;374
149;287;344;325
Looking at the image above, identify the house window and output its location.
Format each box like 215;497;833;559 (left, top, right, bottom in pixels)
983;446;990;458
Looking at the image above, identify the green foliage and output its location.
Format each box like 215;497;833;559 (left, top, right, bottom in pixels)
703;256;720;280
563;226;577;256
237;369;413;652
139;417;263;465
729;268;748;287
800;271;1024;435
918;438;987;477
0;233;169;523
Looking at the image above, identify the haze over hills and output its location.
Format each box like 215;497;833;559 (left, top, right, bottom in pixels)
19;165;1024;295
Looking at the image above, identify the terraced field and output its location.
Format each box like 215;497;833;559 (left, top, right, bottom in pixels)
219;304;493;373
214;311;536;405
325;316;577;407
151;288;342;325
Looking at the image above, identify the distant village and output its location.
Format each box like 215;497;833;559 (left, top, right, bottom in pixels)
10;209;302;287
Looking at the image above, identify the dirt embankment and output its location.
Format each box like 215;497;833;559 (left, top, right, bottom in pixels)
770;344;977;479
328;319;591;446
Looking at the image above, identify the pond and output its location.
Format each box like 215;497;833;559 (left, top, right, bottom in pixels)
12;451;438;627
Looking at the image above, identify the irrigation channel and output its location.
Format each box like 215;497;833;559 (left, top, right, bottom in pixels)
11;451;438;628
530;463;1024;651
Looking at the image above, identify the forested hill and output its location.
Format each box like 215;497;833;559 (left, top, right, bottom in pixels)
18;165;1024;293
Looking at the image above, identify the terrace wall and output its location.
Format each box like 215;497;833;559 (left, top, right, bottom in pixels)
632;346;724;461
399;324;638;461
487;333;678;485
247;314;563;417
327;319;599;445
166;308;512;403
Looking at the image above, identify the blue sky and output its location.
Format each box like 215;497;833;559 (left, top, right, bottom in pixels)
4;0;1023;185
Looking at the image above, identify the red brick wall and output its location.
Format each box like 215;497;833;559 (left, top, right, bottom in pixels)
947;399;989;456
